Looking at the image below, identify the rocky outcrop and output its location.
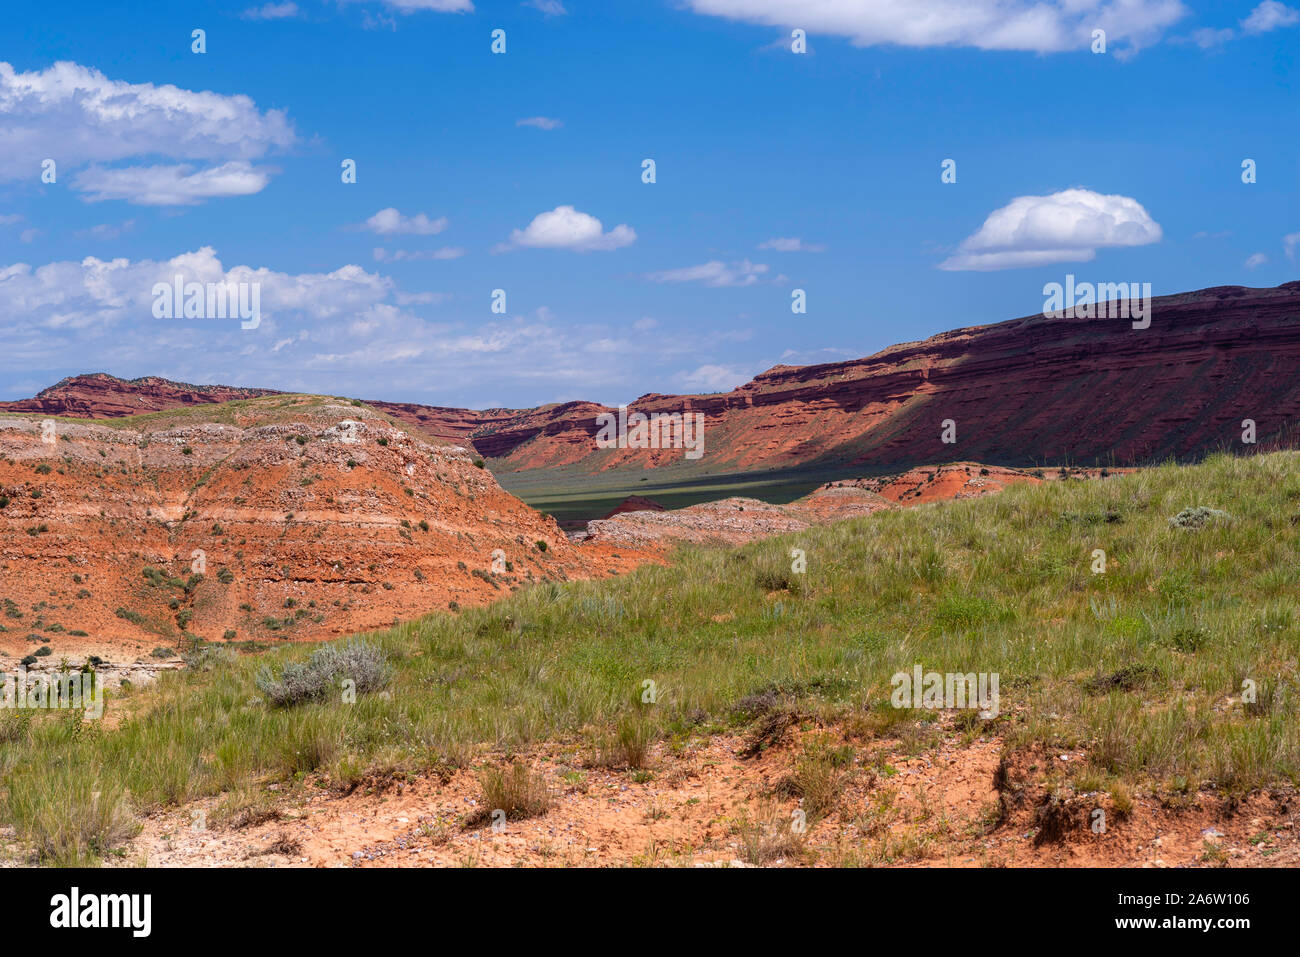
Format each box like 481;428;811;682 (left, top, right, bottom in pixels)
7;282;1299;476
602;496;666;519
456;282;1300;473
0;401;640;660
0;373;277;418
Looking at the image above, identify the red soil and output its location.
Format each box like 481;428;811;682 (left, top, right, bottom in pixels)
0;403;651;662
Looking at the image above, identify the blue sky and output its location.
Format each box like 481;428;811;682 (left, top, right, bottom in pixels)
0;0;1296;408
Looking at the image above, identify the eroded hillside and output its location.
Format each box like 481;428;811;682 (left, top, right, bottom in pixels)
0;396;644;660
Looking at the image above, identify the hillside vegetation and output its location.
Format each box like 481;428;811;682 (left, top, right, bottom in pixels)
1;392;465;451
2;451;1298;864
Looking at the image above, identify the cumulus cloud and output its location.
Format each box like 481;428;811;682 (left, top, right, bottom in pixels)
0;61;295;204
1245;252;1269;269
0;247;463;384
516;116;563;130
939;188;1162;271
758;237;826;252
0;59;295;205
684;0;1187;54
72;161;274;205
0;247;391;344
360;208;449;235
1243;1;1300;33
0;246;759;408
498;205;635;252
645;259;770;287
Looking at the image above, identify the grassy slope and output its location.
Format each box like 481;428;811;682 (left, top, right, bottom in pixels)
3;451;1299;863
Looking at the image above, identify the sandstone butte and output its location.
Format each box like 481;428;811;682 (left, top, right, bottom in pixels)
5;282;1299;475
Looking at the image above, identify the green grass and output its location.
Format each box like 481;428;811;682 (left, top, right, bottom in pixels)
495;461;863;527
3;450;1300;863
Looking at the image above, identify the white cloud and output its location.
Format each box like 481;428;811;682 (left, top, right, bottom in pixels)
370;0;474;13
498;205;635;252
373;246;465;261
1172;3;1298;48
0;247;393;343
361;208;449;235
677;364;749;392
1243;1;1300;33
74;220;136;240
645;259;770;287
526;0;568;14
394;291;452;305
1284;232;1300;262
778;345;857;364
939;188;1162;271
516;116;563;130
684;0;1187;54
72;161;273;205
1245;252;1269;269
241;2;299;19
0;247;764;408
758;237;826;252
633;317;658;331
1184;27;1234;48
0;214;22;226
0;61;295;203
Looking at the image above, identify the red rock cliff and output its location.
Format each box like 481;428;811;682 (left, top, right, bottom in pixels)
7;282;1299;473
